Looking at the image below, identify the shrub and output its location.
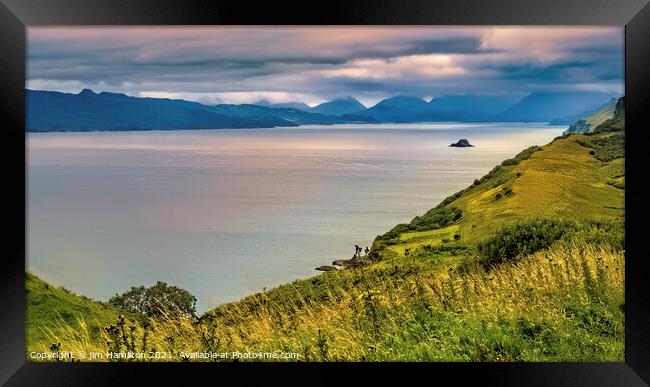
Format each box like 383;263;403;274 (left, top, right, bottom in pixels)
575;138;593;149
109;281;197;318
476;218;579;269
476;218;624;269
590;134;624;162
411;206;462;231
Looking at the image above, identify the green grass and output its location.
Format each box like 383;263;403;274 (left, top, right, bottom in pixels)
25;121;625;362
28;242;623;362
25;272;135;352
451;132;623;243
386;225;461;256
372;131;623;258
399;225;461;242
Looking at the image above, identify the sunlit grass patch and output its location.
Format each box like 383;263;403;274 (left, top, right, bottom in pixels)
399;225;460;242
27;243;624;362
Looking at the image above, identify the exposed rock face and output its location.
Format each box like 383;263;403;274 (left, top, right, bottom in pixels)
566;119;591;134
331;256;372;269
315;265;338;272
449;139;474;147
613;97;625;119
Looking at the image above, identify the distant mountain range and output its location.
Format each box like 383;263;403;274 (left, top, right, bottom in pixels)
27;89;364;132
343;94;520;123
548;98;617;126
257;96;366;116
26;89;621;132
344;92;620;123
495;92;620;122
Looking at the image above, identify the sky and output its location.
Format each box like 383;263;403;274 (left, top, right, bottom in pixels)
27;26;624;107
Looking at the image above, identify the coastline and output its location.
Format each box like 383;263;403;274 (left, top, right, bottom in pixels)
27;123;566;311
25;126;625;361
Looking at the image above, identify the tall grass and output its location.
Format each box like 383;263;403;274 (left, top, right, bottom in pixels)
28;242;623;362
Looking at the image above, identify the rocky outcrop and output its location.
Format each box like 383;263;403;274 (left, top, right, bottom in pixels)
315;265;338;272
331;256;372;269
449;139;474;147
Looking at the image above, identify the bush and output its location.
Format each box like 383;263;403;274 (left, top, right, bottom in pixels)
476;218;624;269
590;134;624;162
109;281;197;318
575;139;593;149
411;206;462;231
476;218;580;269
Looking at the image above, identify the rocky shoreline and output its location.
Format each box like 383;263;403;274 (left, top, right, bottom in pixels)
315;252;373;271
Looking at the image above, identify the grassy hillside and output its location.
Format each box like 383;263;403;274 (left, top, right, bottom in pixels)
564;96;626;135
26;118;625;362
372;131;624;260
564;99;616;134
25;272;134;353
592;97;625;134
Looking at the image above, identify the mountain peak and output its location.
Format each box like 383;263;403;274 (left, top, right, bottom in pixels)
375;95;427;109
311;97;366;116
78;88;97;96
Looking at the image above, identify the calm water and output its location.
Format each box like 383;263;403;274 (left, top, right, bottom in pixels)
27;123;564;311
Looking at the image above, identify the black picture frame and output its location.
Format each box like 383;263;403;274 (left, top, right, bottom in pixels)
1;0;649;385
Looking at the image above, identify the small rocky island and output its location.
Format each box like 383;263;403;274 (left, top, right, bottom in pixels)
449;139;474;147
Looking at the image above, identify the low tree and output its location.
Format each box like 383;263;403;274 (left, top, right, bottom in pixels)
109;281;197;318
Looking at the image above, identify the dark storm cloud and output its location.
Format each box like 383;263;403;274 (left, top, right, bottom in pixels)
345;36;494;59
27;27;624;105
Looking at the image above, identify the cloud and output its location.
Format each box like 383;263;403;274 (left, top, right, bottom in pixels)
27;26;624;104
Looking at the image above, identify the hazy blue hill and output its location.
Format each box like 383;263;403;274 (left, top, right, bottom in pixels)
549;98;616;125
29;89;621;131
342;95;515;123
563;99;618;134
26;90;355;132
257;97;368;117
311;97;366;116
27;89;288;132
496;92;620;122
374;95;430;111
428;94;518;118
211;103;346;125
256;100;312;111
343;95;435;123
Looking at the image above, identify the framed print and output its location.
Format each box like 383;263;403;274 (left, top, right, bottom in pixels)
1;0;649;385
